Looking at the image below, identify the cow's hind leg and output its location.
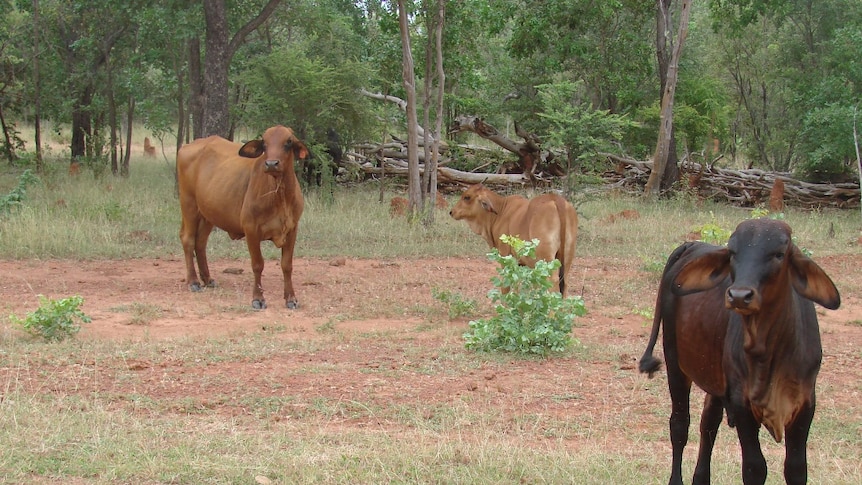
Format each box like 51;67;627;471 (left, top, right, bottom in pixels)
784;401;814;485
666;371;692;485
193;219;216;290
180;212;213;291
692;394;724;485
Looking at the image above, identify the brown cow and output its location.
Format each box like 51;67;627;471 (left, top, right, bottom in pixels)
449;184;578;295
639;218;840;485
176;125;307;309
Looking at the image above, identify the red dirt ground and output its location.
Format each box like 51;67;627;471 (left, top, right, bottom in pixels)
1;254;861;459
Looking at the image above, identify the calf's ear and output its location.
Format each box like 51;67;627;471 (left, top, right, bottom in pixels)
672;248;730;295
789;245;841;310
238;140;264;158
479;196;498;214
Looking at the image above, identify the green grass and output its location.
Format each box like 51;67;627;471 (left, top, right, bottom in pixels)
2;155;860;262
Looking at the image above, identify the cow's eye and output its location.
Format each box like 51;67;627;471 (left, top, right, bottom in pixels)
284;141;294;151
463;196;471;201
774;251;785;261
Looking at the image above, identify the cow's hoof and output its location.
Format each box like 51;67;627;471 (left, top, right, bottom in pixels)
286;300;298;310
252;299;267;310
206;280;217;288
190;283;203;292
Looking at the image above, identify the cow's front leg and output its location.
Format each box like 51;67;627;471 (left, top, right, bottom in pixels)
784;400;815;485
281;227;299;309
246;238;266;309
733;406;767;485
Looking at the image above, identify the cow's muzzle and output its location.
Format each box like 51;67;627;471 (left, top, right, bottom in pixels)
264;159;281;172
726;287;760;314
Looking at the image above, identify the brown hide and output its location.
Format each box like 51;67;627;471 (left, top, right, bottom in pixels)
639;218;840;485
769;178;786;212
449;184;578;295
143;137;156;157
176;125;307;309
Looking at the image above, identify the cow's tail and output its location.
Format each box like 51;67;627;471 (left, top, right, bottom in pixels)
551;196;574;295
638;242;695;378
638;287;665;378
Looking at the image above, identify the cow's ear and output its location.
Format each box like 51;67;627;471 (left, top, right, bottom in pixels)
239;140;264;158
788;245;841;310
479;196;497;214
293;141;309;160
672;248;730;295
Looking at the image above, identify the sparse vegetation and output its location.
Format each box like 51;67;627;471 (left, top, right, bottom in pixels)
110;302;164;325
432;287;479;319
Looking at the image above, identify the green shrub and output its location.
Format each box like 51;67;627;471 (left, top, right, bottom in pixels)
0;169;39;215
692;212;732;245
10;295;92;342
464;235;587;355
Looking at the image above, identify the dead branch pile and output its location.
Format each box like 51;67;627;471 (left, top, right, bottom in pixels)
346;141;530;186
603;154;861;209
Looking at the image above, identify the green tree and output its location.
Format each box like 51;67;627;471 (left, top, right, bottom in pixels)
537;81;637;172
709;0;862;179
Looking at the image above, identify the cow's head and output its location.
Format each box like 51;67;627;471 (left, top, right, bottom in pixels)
672;218;840;313
238;125;309;176
449;184;498;222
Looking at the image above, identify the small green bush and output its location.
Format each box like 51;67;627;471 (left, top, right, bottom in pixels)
432;288;479;319
10;295;92;342
464;235;587;355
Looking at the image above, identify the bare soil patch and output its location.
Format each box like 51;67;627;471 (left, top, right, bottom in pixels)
2;255;861;455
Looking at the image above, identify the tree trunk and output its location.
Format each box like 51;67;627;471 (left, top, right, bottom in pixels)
32;0;43;171
106;56;118;175
854;107;862;228
421;7;433;215
398;0;422;215
188;38;204;140
422;0;445;227
175;55;186;153
71;84;94;163
0;104;15;162
644;0;691;197
198;0;281;140
123;96;134;176
202;0;231;138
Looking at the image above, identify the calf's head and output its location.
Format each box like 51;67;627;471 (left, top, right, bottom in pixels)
238;125;309;176
449;184;498;222
672;218;840;314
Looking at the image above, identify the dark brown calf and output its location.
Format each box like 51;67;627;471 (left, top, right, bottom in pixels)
640;218;840;485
